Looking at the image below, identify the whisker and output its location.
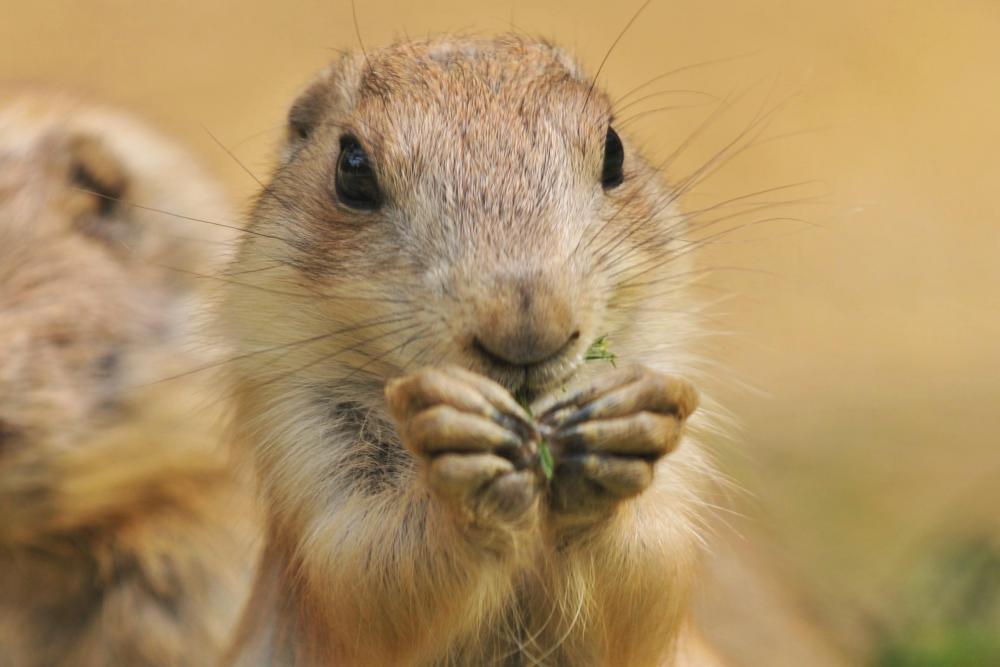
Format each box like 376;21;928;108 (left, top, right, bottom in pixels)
351;0;372;70
154;263;329;299
613;220;790;289
400;336;442;373
341;326;436;382
262;317;427;381
201;125;301;216
138;310;422;387
679;180;825;218
70;186;287;244
154;260;420;306
611;50;760;107
261;320;426;391
599;194;820;272
662;90;791;205
613;88;720;115
609;268;762;305
617;100;716;129
589;90;796;270
225;262;287;276
572;87;752;264
230;123;287;149
580;0;654;116
674;210;821;243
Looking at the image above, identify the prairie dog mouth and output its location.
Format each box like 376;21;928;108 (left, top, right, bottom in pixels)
475;353;583;404
461;329;612;403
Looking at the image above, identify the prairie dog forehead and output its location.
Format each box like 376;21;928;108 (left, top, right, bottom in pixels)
364;37;604;122
327;36;613;196
359;35;588;96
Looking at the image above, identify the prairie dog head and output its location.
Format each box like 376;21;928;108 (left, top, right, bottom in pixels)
228;35;695;422
0;93;232;454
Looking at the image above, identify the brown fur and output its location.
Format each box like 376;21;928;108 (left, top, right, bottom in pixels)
0;93;257;666
223;35;714;666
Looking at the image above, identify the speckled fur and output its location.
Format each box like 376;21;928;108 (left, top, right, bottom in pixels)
223;35;715;666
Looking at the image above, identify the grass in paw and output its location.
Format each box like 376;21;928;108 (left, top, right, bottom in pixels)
516;335;615;480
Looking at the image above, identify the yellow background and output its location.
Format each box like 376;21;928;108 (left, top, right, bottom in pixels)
4;1;998;663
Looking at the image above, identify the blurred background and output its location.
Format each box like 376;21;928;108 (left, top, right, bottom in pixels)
3;1;997;664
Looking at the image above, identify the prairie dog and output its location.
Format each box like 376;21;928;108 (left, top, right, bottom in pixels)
224;35;712;666
0;93;255;666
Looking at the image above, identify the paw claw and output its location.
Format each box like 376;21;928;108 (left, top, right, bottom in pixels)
542;366;697;522
386;367;541;527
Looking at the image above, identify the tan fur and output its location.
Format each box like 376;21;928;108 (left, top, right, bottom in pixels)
223;35;714;666
0;93;257;666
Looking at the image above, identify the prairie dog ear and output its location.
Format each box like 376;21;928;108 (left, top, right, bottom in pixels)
284;59;356;158
63;133;132;244
286;78;331;148
68;134;128;209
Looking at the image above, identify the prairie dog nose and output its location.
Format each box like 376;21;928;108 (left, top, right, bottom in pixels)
472;272;579;366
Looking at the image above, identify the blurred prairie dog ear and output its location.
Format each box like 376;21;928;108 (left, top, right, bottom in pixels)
62;133;133;245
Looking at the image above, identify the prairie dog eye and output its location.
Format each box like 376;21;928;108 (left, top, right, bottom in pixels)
335;136;382;210
601;126;624;190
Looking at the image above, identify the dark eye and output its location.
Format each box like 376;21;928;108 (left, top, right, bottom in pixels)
335;136;382;210
601;126;624;190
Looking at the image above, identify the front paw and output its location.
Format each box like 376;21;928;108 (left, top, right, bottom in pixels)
385;366;542;526
538;365;699;521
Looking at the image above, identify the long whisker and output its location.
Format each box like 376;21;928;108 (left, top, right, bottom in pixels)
400;337;441;373
678;180;825;218
152;261;419;306
588;90;794;269
201;125;301;216
154;263;329;299
668;199;823;241
138;310;421;387
230;123;287;149
661;96;798;210
613;88;720;115
254;320;427;388
611;50;759;107
571;87;751;264
225;262;287;276
341;326;435;382
70;186;286;244
613;218;797;289
598;193;820;273
351;0;372;70
580;0;654;116
612;266;776;295
617;101;715;129
257;320;427;392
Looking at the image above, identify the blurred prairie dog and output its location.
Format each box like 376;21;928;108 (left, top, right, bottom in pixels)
0;93;255;666
224;35;714;666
